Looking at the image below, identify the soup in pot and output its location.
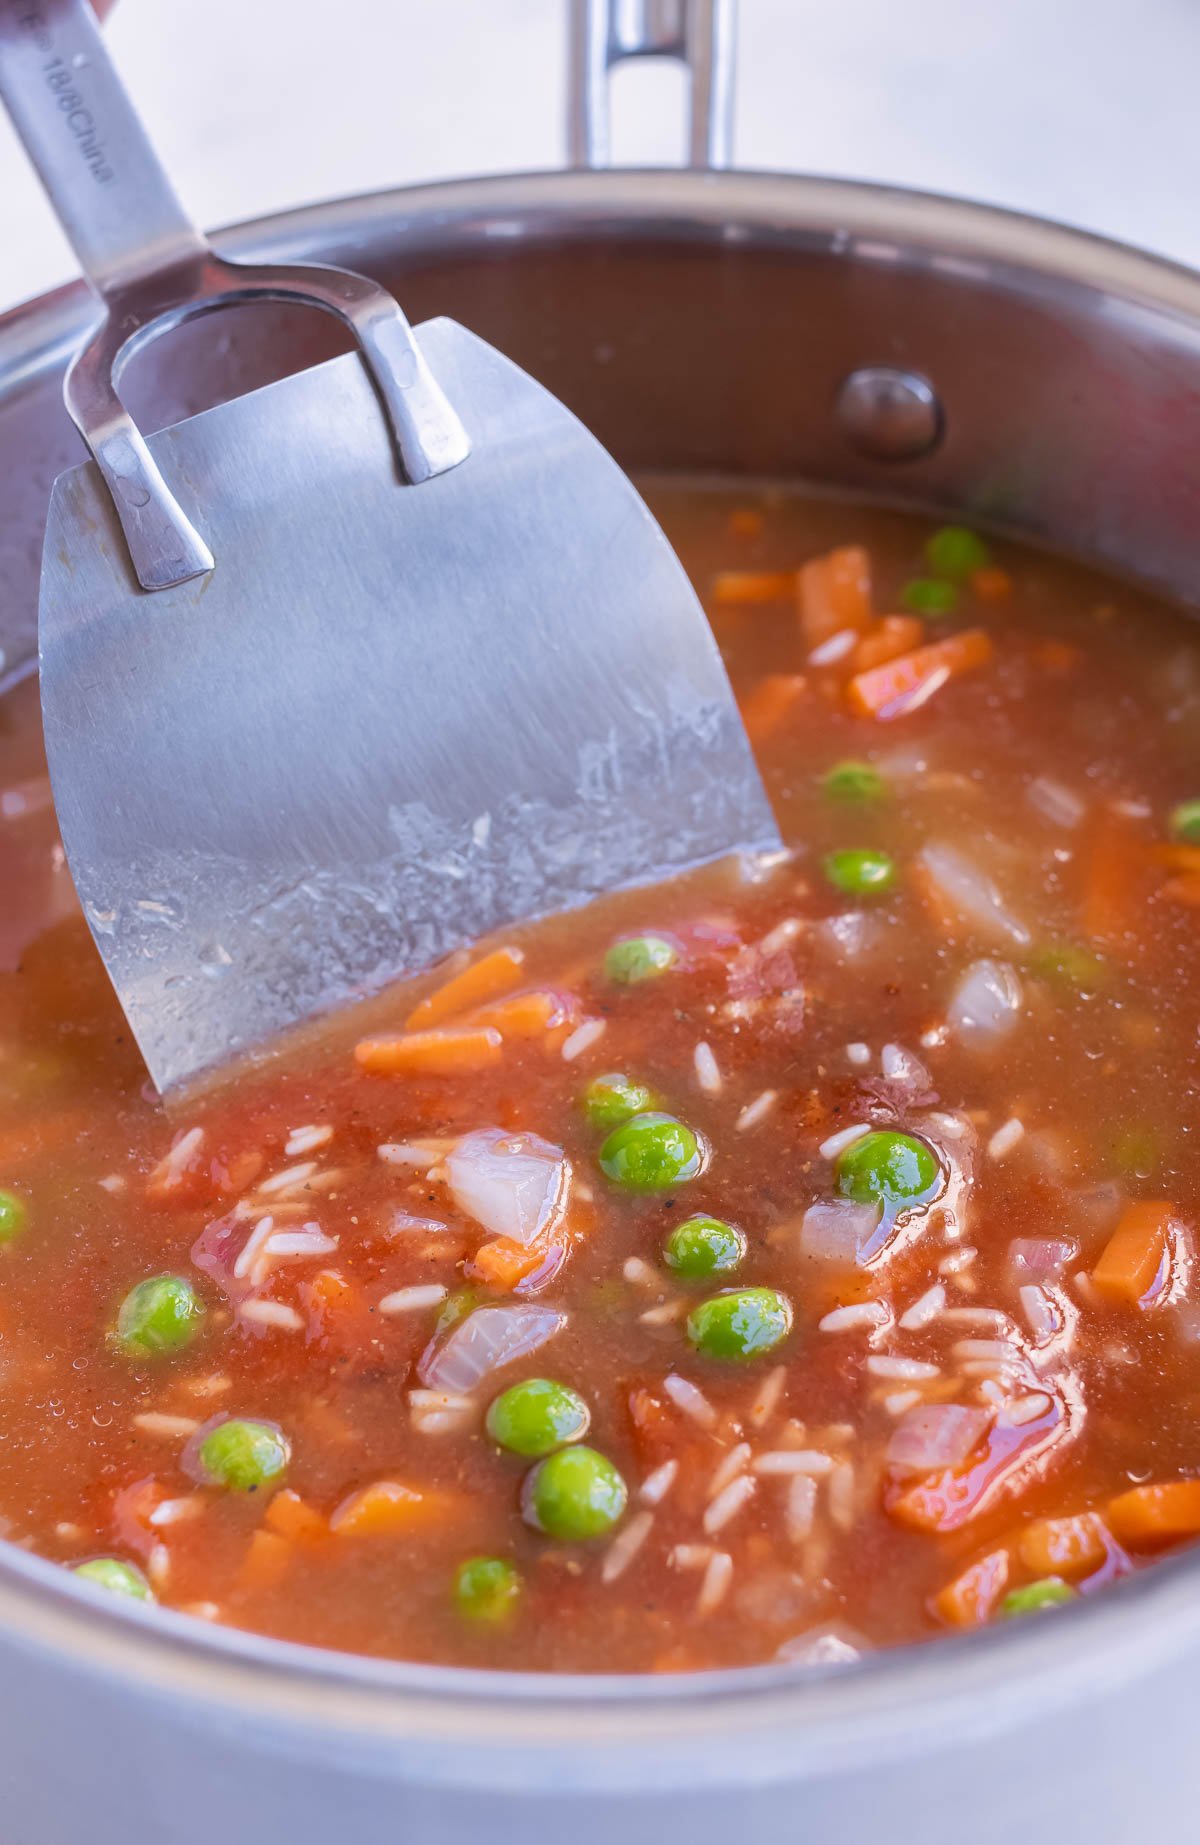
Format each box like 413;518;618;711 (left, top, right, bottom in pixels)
0;485;1197;1671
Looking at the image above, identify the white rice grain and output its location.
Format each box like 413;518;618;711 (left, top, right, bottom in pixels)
378;1284;449;1314
987;1117;1026;1161
760;917;803;955
264;1227;338;1260
561;1018;606;1062
785;1474;817;1541
697;1550;734;1613
693;1041;722;1094
256;1161;319;1197
240;1300;305;1331
736;1090;778;1132
639;1459;679;1507
377;1139;456;1168
941;1307;1010;1332
899;1284;946;1331
845;1042;871;1067
708;1443;752;1499
1019;1285;1061;1343
865;1355;940;1381
883;1389;922;1418
663;1373;717;1429
818;1300;888;1334
639;1301;685;1326
284;1124;333;1158
748;1364;786;1428
622;1257;660;1290
808;627;858;666
670;1544;713;1571
99;1174;126;1194
828;1461;857;1531
601;1510;654;1584
703;1474;756;1535
147;1544;171;1590
752;1450;834;1477
818;1122;871;1161
149;1496;205;1528
408;1388;477;1435
133;1412;200;1438
1007;1390;1054;1425
233;1214;276;1282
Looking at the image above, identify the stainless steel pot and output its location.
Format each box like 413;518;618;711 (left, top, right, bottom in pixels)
2;6;1200;1841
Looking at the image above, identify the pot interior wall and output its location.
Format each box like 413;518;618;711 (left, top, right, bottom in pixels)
4;179;1200;677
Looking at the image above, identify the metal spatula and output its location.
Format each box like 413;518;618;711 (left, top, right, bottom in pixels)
0;0;778;1092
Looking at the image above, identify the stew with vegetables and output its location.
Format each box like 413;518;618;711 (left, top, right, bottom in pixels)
0;484;1198;1672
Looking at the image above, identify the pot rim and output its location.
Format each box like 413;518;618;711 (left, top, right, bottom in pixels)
3;163;1200;1769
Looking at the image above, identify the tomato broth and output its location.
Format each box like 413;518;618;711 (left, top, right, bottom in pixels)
0;485;1198;1671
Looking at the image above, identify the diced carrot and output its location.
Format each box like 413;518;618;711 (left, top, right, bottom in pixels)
970;566;1014;603
932;1549;1010;1627
1031;638;1082;672
405;945;524;1030
300;1268;374;1360
1080;816;1153;952
264;1488;328;1543
329;1480;457;1538
846;628;993;721
1017;1512;1110;1580
850;614;925;675
354;1026;502;1076
797;545;873;648
740;673;808;742
144;1129;215;1210
238;1529;292;1592
466;989;572;1039
467;1235;544;1290
213;1147;265;1196
1091;1201;1174;1306
711;569;795;605
1155;843;1200;876
728;508;765;540
112;1476;170;1559
1107;1480;1200;1551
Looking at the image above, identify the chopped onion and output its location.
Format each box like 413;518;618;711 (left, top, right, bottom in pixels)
418;1303;565;1393
885;1403;992;1477
798;1199;881;1265
816;911;877;959
879;1042;932;1090
1008;1236;1079;1278
1027;775;1086;830
445;1129;569;1248
915;842;1030;947
776;1625;866;1668
947;958;1023;1041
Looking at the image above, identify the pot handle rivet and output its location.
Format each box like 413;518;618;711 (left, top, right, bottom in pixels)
836;366;944;463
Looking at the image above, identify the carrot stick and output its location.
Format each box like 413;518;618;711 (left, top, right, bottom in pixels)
932;1549;1010;1627
1017;1512;1110;1580
264;1489;328;1543
710;569;795;604
466;989;571;1038
238;1529;292;1591
740;673;807;742
846;628;993;720
354;1026;502;1076
405;945;524;1030
1106;1480;1200;1551
329;1480;457;1537
797;545;873;648
849;614;925;675
1080;816;1152;952
1091;1201;1174;1306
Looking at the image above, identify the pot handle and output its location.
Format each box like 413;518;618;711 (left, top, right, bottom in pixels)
567;0;735;170
0;0;469;591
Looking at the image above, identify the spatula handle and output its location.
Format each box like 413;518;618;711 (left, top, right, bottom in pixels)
0;0;206;300
0;0;470;591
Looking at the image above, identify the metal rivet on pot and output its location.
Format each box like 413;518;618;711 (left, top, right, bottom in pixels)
835;367;943;463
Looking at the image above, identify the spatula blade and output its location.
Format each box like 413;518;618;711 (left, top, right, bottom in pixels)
38;318;779;1091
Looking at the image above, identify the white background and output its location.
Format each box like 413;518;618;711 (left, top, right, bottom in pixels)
2;0;1199;311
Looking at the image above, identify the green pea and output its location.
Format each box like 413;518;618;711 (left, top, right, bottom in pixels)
604;934;679;984
72;1557;153;1601
0;1190;26;1245
486;1377;590;1457
821;760;886;804
453;1555;521;1624
1028;940;1107;992
598;1112;703;1191
197;1417;289;1492
901;576;958;616
686;1286;792;1361
583;1072;658;1131
436;1286;481;1335
1170;799;1200;844
663;1213;746;1280
522;1444;628;1541
115;1274;205;1357
925;526;990;580
1000;1578;1077;1619
823;847;896;897
836;1130;941;1213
